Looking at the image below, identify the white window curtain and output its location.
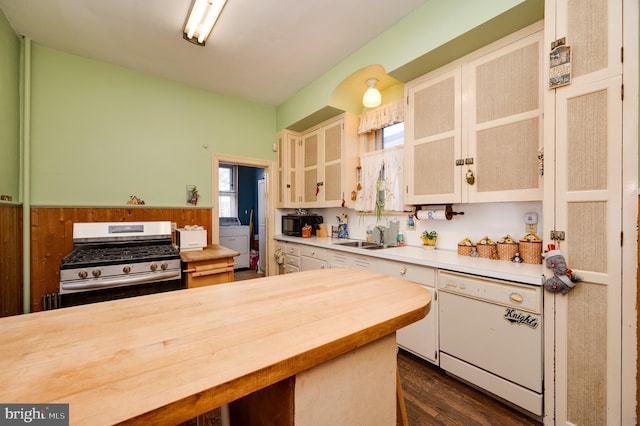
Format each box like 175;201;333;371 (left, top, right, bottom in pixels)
355;146;404;212
355;99;405;213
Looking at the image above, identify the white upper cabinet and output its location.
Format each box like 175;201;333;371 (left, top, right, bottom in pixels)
276;130;301;208
405;66;463;205
277;113;358;209
404;24;544;205
465;29;544;203
301;129;321;206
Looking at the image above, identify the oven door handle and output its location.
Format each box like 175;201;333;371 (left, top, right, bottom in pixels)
61;271;181;290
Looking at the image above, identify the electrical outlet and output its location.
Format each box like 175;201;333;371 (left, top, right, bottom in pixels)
525;223;537;234
523;212;538;224
171;222;177;232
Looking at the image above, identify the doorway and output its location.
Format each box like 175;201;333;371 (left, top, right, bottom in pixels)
212;153;276;277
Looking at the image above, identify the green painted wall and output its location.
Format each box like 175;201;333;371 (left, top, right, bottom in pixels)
29;46;275;207
8;0;545;207
276;0;541;129
0;9;20;202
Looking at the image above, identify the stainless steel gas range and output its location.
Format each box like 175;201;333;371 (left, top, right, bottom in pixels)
53;221;183;308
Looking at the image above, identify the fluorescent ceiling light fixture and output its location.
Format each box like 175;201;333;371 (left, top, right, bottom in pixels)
362;78;382;108
183;0;227;46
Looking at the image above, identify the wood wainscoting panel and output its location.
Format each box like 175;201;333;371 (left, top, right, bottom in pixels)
0;204;23;317
29;207;212;312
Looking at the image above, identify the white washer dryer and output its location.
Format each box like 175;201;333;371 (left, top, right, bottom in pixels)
219;217;250;269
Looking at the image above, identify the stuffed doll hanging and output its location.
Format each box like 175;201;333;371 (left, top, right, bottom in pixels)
542;244;581;294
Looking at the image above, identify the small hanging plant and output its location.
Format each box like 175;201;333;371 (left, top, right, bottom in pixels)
375;164;386;222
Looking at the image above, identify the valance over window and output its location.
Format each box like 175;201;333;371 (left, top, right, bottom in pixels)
357;99;404;134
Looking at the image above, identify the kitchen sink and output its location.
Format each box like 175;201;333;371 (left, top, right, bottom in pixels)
334;241;394;250
362;244;385;250
334;241;381;248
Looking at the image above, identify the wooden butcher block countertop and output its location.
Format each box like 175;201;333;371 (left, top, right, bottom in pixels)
179;244;240;262
0;269;430;425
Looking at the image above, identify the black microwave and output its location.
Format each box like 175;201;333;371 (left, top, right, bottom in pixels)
282;214;323;237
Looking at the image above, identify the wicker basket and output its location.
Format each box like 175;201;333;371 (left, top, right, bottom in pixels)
457;245;473;256
519;241;542;264
497;242;519;261
476;244;496;259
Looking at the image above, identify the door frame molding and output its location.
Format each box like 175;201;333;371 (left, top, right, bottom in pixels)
212;153;277;276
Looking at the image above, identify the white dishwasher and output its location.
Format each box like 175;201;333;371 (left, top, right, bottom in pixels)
219;217;250;269
437;270;543;417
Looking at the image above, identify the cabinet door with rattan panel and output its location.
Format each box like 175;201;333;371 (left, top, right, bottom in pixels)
404;65;462;205
466;30;544;202
276;130;301;208
322;119;343;206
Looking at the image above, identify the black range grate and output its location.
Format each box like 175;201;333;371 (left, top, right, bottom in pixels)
60;242;179;269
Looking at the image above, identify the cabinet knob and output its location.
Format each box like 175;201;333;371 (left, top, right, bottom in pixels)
465;169;475;185
400;267;407;275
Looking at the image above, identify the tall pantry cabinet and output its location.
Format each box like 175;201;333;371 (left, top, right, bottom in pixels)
543;0;637;425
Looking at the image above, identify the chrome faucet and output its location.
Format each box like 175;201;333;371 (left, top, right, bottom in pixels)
375;226;386;245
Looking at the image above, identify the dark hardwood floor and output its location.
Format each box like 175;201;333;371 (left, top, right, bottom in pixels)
398;350;542;426
234;268;264;281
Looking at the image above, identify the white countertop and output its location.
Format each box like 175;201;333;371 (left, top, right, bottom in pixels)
275;235;544;286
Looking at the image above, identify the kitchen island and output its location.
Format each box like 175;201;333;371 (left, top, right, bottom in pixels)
0;269;430;425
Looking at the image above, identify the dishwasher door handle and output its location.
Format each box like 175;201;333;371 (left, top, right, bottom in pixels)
509;293;524;304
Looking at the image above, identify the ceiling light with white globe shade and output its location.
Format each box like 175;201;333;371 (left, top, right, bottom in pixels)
362;78;382;108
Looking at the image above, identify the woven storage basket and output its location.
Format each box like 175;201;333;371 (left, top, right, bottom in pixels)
497;243;519;261
457;245;473;256
519;241;542;264
476;244;496;259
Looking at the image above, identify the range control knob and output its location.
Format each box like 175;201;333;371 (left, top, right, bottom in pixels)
160;262;169;271
150;263;158;272
92;269;102;278
78;270;88;279
123;266;131;274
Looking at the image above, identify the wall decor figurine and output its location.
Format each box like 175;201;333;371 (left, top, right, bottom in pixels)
127;195;145;205
187;185;199;205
